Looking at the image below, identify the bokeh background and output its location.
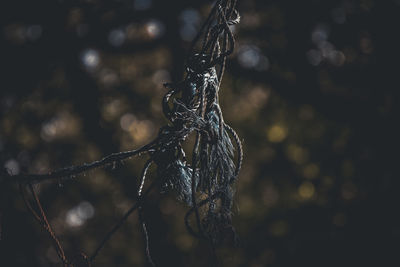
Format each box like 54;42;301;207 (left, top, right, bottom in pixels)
1;0;399;266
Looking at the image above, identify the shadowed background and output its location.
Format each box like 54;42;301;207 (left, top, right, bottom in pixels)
1;0;399;266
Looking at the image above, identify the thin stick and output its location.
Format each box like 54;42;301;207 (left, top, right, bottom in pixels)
20;183;69;266
10;140;157;184
89;179;158;263
137;160;155;267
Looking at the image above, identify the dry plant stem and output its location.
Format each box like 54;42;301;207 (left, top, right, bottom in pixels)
138;160;156;267
89;178;158;263
8;141;156;184
20;183;70;266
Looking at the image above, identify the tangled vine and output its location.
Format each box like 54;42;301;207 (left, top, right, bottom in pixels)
1;0;242;266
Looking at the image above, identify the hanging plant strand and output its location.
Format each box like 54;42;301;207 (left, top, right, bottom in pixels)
1;0;242;266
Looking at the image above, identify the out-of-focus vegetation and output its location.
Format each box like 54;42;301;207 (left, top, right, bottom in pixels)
1;0;399;266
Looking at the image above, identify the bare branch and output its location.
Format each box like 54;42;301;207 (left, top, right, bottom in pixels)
4;140;157;185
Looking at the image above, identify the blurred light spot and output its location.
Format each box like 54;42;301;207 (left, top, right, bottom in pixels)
286;144;309;164
232;87;270;120
248;87;269;108
26;25;42;41
327;50;346;66
102;99;125;122
179;8;201;41
318;41;335;58
66;201;95;228
145;19;164;39
311;24;329;45
133;0;152;10
66;210;83;227
99;68;119;88
180;24;198;42
238;45;268;70
108;28;126;47
331;8;346;24
306;49;322;66
41;122;57;140
298;181;315;199
255;56;270;71
180;8;200;25
120;113;137;131
77;201;95;219
269;220;289;237
242;13;261;28
267;125;287;143
4;159;20;175
81;49;100;70
302;163;319;179
341;182;357;200
309;30;346;67
40;112;81;142
333;212;346;227
152;69;170;85
129;119;155;144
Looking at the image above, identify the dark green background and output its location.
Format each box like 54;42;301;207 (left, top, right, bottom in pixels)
1;0;399;266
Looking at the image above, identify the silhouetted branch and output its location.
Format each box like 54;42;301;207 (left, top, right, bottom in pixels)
4;140;157;185
90;179;158;263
